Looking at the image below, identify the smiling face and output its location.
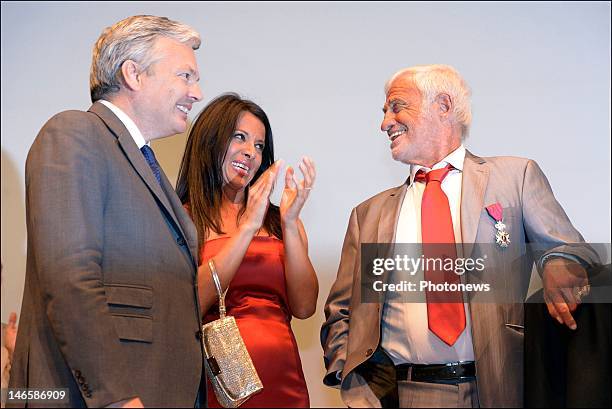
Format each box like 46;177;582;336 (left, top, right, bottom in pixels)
135;36;203;141
221;111;266;196
380;74;451;167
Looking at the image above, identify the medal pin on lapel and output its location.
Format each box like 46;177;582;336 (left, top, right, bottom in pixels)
486;203;511;248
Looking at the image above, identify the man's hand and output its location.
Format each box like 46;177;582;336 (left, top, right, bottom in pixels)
542;257;589;330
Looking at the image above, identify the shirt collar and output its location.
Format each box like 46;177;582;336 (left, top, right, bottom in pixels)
99;99;148;148
409;144;466;182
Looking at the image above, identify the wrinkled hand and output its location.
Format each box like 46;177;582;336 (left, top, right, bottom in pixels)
542;258;589;330
240;160;283;234
280;157;316;224
5;311;17;355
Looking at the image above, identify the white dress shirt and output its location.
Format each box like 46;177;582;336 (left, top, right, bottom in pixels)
381;144;476;365
99;99;148;149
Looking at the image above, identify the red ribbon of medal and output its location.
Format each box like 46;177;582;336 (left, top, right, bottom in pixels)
485;203;510;248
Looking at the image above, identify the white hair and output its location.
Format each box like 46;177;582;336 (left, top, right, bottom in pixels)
90;15;201;102
385;64;472;138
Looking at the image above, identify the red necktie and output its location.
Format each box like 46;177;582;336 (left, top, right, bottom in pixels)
415;164;466;346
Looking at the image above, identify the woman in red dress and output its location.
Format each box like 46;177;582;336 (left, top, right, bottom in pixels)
176;93;318;407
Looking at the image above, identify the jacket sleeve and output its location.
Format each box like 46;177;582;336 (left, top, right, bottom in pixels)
520;159;600;270
320;207;360;387
25;111;138;406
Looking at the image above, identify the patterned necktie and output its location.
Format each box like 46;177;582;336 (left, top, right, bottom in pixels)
140;145;162;186
415;164;466;346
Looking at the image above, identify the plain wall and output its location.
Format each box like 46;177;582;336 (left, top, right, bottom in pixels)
1;2;610;407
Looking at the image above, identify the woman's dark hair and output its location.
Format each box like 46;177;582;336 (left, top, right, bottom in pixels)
176;93;282;248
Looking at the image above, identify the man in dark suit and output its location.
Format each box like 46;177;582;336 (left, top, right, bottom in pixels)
8;15;204;407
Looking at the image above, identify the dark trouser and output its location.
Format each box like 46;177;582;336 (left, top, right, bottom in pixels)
525;287;611;408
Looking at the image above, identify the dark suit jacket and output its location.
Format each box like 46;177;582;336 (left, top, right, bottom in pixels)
8;102;203;407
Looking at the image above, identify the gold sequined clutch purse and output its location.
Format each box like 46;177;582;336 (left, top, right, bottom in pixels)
201;259;263;408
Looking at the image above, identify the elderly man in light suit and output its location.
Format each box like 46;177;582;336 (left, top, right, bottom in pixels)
9;16;205;407
321;64;597;407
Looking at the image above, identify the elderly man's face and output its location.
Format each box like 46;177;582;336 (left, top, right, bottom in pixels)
136;37;203;141
380;75;443;166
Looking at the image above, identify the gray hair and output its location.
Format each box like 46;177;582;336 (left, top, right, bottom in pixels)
385;64;472;138
90;15;201;102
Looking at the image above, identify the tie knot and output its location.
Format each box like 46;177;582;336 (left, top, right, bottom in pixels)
140;145;156;161
414;164;454;184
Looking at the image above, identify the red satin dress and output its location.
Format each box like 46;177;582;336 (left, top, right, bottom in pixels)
201;236;310;408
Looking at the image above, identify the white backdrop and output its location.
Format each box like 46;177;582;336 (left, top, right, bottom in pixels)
1;2;610;407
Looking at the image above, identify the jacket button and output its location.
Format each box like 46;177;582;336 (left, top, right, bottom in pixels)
176;236;186;246
366;348;373;356
74;370;82;377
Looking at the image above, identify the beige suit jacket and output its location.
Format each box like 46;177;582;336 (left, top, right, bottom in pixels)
9;102;203;407
321;151;597;407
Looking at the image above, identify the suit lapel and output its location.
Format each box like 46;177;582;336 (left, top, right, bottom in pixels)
377;183;407;244
460;150;489;257
89;102;196;265
460;151;491;372
159;174;198;265
377;183;408;287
